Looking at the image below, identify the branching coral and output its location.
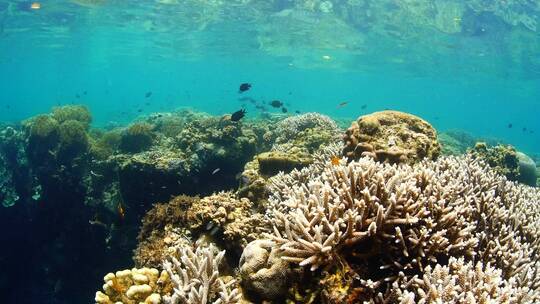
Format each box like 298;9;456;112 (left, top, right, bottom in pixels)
263;154;540;302
162;244;240;304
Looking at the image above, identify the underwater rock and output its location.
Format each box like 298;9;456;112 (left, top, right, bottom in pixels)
239;240;292;301
257;150;313;176
95;267;171;304
343;110;440;164
516;151;537;187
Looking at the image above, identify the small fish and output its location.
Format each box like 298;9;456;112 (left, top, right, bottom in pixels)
523;127;527;132
361;104;367;110
117;203;125;221
137;109;143;113
281;107;288;113
76;94;80;98
295;110;300;114
83;91;87;95
238;96;257;104
337;101;348;108
30;2;41;10
230;109;246;121
90;170;103;178
145;91;152;98
212;168;221;175
508;123;513;129
269;100;283;108
239;83;251;93
331;156;340;166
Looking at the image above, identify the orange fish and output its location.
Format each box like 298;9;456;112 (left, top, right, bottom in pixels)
331;156;340;166
31;2;41;9
117;202;125;220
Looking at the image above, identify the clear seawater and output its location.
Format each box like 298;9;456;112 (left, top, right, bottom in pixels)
0;1;539;303
1;0;538;152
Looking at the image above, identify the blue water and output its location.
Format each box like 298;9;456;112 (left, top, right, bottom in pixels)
1;1;539;152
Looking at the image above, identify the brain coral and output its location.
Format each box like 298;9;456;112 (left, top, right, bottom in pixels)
342;110;440;164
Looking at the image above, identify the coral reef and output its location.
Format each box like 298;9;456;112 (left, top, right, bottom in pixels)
119;122;156;153
162;244;241;304
256;154;540;302
239;240;292;300
51;105;92;129
237;113;341;203
343;110;440;164
134;192;266;267
469;142;520;182
95;267;171;304
390;257;520;303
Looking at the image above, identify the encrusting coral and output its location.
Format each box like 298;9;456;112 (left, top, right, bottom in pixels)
95;267;171;304
162;244;241;304
342;110;440;164
258;154;540;302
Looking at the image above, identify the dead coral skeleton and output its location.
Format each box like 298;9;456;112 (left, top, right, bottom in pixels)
265;154;540;301
162;244;240;304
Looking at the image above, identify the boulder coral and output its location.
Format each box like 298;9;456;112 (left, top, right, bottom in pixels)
342;110;440;164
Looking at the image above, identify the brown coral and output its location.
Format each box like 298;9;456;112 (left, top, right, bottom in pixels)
342;110;440;164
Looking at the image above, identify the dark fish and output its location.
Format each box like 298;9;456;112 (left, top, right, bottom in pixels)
137;109;143;113
269;100;283;108
83;91;87;95
508;123;513;128
281;107;288;113
239;83;251;93
522;127;527;132
145;92;152;98
230;109;246;121
295;110;300;114
337;101;348;108
361;104;367;109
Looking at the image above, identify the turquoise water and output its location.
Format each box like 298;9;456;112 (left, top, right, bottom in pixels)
1;0;539;151
0;1;539;303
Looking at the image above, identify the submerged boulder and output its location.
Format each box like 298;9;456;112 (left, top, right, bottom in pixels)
517;151;537;187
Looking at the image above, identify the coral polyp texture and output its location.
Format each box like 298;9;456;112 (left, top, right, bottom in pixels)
342;110;440;164
262;155;540;302
95;267;171;304
162;244;240;304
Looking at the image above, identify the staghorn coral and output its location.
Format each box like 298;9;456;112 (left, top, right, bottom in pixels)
261;154;540;302
95;267;171;304
342;110;440;164
162;244;241;304
389;257;521;303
